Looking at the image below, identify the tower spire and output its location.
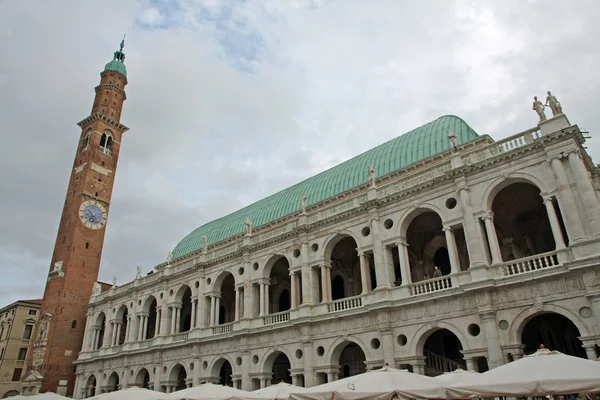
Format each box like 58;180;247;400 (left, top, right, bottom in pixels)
113;35;126;63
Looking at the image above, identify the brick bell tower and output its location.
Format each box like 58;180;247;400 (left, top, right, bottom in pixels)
25;39;130;396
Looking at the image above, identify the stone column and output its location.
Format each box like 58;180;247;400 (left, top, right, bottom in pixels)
320;264;332;302
396;239;412;285
191;297;197;329
83;315;93;350
465;357;476;371
210;295;216;326
142;314;149;339
174;306;182;333
542;195;567;249
290;272;298;309
443;226;461;274
550;156;586;242
155;308;161;337
371;215;392;288
259;282;266;316
159;307;169;336
457;185;487;267
125;316;132;343
358;252;370;294
170;307;176;333
264;281;269;315
300;241;311;305
91;328;99;350
381;329;395;366
481;212;503;264
480;311;504;368
243;282;253;318
215;296;221;324
302;341;314;387
234;287;240;321
567;150;600;237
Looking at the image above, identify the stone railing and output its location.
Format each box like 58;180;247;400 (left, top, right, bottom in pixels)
327;295;363;313
173;332;188;342
408;275;453;296
211;322;233;335
425;350;464;374
263;310;290;326
502;250;560;276
463;126;542;165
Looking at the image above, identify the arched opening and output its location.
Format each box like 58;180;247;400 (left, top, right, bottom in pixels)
271;352;292;385
179;287;192;332
278;290;290;312
116;305;128;345
219;274;235;324
407;212;456;281
331;275;345;300
135;368;150;389
2;391;20;398
107;371;119;392
170;364;187;391
329;236;361;299
268;256;291;313
433;248;451;276
338;342;366;378
85;375;96;398
492;183;557;260
144;297;158;340
521;313;586;358
219;360;233;387
423;329;465;376
95;313;106;349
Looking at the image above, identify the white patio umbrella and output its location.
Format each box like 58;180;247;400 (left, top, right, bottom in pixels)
432;368;480;386
87;386;165;400
249;382;307;400
161;382;255;400
6;393;70;400
290;366;447;400
445;347;600;398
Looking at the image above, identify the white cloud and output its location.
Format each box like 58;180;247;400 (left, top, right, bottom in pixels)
0;0;599;305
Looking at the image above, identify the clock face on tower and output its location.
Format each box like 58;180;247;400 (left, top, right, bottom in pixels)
78;200;108;229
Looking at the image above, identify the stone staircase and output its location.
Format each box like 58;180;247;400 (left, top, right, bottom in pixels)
424;350;466;376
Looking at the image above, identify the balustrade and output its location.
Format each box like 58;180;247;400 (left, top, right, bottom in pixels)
502;250;560;276
173;332;188;342
408;275;453;296
211;323;233;335
263;310;290;326
326;295;363;313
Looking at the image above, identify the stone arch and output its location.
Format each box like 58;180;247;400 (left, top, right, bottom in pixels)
322;230;361;261
482;174;549;212
212;271;236;292
509;303;591;344
134;367;151;389
94;312;107;349
209;356;234;386
262;253;292;279
423;235;451;275
115;305;129;345
174;284;192;303
168;363;188;391
142;295;158;340
3;390;20;398
85;374;97;397
261;346;296;372
327;335;370;366
397;204;445;238
410;321;469;356
106;371;120;392
141;295;158;312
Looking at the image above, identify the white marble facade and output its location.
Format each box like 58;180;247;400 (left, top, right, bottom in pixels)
73;114;600;398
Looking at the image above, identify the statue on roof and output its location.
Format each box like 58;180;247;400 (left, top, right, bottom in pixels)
300;194;307;214
135;265;142;279
447;129;458;153
167;250;173;264
92;282;102;296
120;34;125;51
202;235;208;253
533;96;547;122
367;166;376;188
244;217;253;236
545;91;563;117
111;276;117;288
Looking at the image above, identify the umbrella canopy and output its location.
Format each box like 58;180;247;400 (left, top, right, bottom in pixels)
6;393;70;400
290;366;447;400
87;386;165;400
433;369;480;385
161;382;255;400
250;382;307;400
445;348;600;397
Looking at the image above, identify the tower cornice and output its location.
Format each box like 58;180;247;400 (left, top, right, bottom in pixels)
77;112;129;133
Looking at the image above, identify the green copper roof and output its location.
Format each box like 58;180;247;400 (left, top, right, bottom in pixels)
104;60;127;76
104;39;127;76
172;115;479;259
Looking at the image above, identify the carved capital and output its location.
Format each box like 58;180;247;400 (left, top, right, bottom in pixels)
481;210;494;221
442;225;453;232
320;262;332;269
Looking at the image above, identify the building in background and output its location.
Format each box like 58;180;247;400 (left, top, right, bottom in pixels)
0;299;41;398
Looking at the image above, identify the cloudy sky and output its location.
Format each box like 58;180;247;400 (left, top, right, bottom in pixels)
1;0;599;305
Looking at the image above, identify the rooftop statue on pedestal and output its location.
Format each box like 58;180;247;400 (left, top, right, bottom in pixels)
545;91;563;117
245;217;253;236
447;129;458;153
533;96;547;122
300;195;307;214
367;166;376;188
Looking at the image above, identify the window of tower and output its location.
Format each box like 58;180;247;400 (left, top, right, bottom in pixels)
99;130;113;156
71;320;77;329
